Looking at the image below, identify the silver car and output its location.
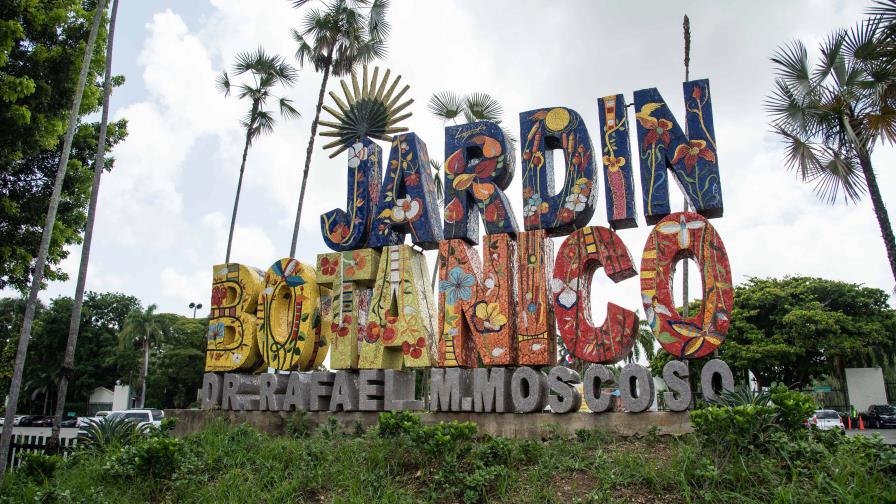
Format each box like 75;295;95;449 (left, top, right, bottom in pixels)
808;409;845;431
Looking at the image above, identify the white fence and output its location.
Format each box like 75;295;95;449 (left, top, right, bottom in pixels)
5;427;80;470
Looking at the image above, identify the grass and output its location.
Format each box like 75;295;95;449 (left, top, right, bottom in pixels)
1;413;894;503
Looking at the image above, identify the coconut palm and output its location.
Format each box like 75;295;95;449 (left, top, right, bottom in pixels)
217;48;299;264
47;0;121;455
119;304;164;409
767;18;896;283
0;0;108;475
288;0;390;258
625;317;657;364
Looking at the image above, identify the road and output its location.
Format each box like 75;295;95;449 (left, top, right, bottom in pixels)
847;428;896;445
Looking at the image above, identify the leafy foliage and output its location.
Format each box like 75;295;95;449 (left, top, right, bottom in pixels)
290;0;390;78
78;417;141;454
0;0;128;291
722;276;896;387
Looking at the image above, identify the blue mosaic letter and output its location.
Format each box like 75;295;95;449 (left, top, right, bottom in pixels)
633;79;722;224
368;133;443;250
442;121;518;244
519;107;597;237
320;138;382;251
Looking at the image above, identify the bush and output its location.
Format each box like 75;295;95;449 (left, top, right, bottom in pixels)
691;403;778;464
376;410;421;438
104;436;183;480
17;452;61;481
286;410;314;438
78;417;141;453
769;384;816;431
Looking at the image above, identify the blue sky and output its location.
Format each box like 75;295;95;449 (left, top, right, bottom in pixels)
11;0;893;320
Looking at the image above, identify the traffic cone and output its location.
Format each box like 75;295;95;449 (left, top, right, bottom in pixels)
848;417;852;430
859;416;865;430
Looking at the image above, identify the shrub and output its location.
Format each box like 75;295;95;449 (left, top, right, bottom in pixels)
78;417;141;454
769;384;816;431
17;452;61;481
286;410;314;438
411;420;478;459
376;410;421;438
105;436;183;480
691;403;777;465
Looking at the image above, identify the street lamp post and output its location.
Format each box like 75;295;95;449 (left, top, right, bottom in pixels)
189;302;203;318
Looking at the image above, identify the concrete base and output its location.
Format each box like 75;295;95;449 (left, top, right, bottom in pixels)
164;409;692;439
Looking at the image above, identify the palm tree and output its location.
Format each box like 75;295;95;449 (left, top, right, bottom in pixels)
0;0;107;475
47;0;120;455
288;0;390;258
120;304;164;408
625;317;657;364
767;18;896;284
427;91;514;288
217;48;299;264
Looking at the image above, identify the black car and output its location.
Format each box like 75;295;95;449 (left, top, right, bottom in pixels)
866;404;896;428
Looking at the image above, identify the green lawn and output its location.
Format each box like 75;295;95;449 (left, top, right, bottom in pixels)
2;412;894;503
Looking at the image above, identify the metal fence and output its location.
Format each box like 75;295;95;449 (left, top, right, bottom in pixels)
4;427;80;471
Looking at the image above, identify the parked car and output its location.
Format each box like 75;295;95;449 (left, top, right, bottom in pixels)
105;409;165;430
805;409;845;431
866;404;896;428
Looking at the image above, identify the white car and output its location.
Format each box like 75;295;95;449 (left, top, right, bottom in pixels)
806;409;845;431
106;409;165;430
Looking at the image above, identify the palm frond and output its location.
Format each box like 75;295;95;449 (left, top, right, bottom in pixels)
771;40;813;97
814;146;866;204
279;96;301;120
252;110;277;141
216;71;231;97
464;92;503;123
429;159;444;203
427;91;463;122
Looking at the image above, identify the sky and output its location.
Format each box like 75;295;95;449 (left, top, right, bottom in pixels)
11;0;895;323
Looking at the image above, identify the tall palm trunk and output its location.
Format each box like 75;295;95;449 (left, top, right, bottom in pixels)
225;103;256;264
0;0;106;475
139;338;149;408
858;153;896;284
46;0;119;455
290;59;332;257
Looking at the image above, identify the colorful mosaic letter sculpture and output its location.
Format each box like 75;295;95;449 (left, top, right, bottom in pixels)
205;263;265;372
552;227;639;363
640;212;732;359
442;121;518;244
368;133;443;250
437;234;517;367
359;245;437;369
316;249;381;369
515;230;556;366
597;95;637;230
257;258;327;371
633;80;722;224
520;107;597;236
321;139;382;251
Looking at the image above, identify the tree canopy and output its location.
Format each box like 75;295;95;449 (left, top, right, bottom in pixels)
0;0;127;291
702;276;896;388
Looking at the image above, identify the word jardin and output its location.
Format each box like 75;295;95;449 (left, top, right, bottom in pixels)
201;68;734;415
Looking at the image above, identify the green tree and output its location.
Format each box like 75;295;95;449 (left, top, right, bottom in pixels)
217;47;299;264
1;0;108;475
119;304;164;408
0;0;125;291
721;276;896;388
144;314;206;409
767;15;896;283
288;0;389;257
625;316;656;364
